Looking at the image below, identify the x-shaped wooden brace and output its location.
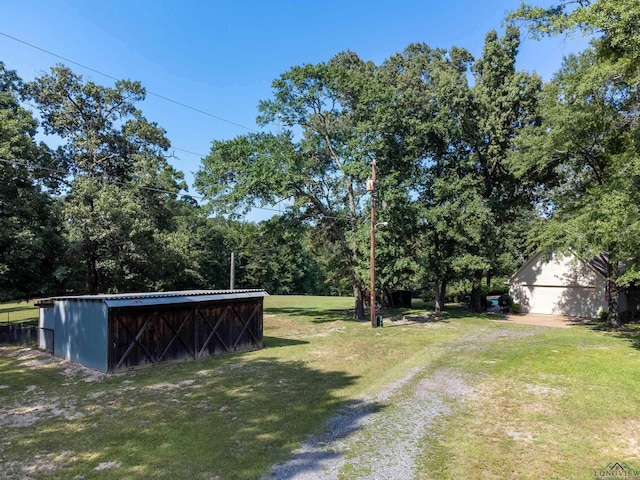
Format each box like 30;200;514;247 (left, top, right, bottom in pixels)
115;317;155;370
196;307;230;357
158;310;195;361
231;304;261;350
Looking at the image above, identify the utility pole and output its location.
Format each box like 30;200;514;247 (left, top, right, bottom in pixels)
369;158;377;328
230;252;235;290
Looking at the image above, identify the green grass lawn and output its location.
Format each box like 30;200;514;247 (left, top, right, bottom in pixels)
416;322;640;479
0;301;38;325
0;295;638;479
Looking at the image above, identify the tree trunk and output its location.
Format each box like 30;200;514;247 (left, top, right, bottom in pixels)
434;279;447;313
300;187;364;320
86;240;99;294
607;259;620;328
84;194;99;294
353;282;365;321
469;272;484;313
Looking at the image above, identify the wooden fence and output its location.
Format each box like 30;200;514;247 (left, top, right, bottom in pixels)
0;322;39;346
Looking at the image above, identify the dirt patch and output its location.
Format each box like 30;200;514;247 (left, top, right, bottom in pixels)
523;384;561;396
0;346;105;382
504;428;534;443
95;461;122;471
60;361;106;383
602;419;640;458
490;313;591;329
1;450;79;478
145;379;196;391
393;312;446;325
416;369;476;400
0;400;84;428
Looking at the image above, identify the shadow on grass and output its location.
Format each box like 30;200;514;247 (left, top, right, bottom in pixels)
440;305;488;319
265;299;439;325
0;346;68;390
265;307;355;323
0;350;384;480
384;304;469;324
620;329;640;350
583;322;640;350
263;336;309;348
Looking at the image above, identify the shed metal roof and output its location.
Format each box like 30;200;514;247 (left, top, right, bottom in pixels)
37;289;268;308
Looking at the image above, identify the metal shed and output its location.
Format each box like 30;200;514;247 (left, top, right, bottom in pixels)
36;290;267;373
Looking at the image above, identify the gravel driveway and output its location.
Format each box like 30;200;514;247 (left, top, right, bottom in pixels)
263;325;542;479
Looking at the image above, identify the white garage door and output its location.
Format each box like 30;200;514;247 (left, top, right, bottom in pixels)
527;286;602;318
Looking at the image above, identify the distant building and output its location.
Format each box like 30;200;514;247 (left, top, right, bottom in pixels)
508;252;622;318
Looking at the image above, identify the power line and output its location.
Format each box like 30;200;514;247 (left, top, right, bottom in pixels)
171;146;208;158
0;34;332;220
0;157;193;197
0;157;346;220
0;31;260;133
21;99;210;159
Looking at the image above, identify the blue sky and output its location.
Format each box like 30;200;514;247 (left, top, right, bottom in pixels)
2;0;589;220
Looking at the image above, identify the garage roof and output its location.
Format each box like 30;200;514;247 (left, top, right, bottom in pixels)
509;251;608;283
37;290;268;308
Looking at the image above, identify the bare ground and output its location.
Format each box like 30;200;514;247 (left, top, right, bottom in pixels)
490;313;592;329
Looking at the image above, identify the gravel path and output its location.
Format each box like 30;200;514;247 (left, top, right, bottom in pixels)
263;325;542;480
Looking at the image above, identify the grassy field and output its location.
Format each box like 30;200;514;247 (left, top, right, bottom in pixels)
0;295;639;479
0;302;39;325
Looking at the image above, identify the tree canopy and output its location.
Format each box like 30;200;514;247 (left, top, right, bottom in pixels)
0;62;62;300
196;30;541;315
25;65;195;294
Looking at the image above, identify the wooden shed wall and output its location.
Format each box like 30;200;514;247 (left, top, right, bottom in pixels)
108;298;263;372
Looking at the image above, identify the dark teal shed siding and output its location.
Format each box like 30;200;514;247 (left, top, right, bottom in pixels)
53;300;109;372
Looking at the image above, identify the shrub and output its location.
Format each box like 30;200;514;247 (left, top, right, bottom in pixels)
511;303;521;314
498;294;513;308
445;289;463;303
620;311;633;324
420;290;434;302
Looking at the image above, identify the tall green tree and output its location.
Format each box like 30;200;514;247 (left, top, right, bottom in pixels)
375;43;480;312
375;31;540;313
510;49;639;327
0;62;63;300
233;216;328;295
508;0;640;60
508;0;640;327
197;53;386;320
464;27;542;312
26;65;191;294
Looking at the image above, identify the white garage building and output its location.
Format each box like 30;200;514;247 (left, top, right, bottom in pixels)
508;252;622;318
